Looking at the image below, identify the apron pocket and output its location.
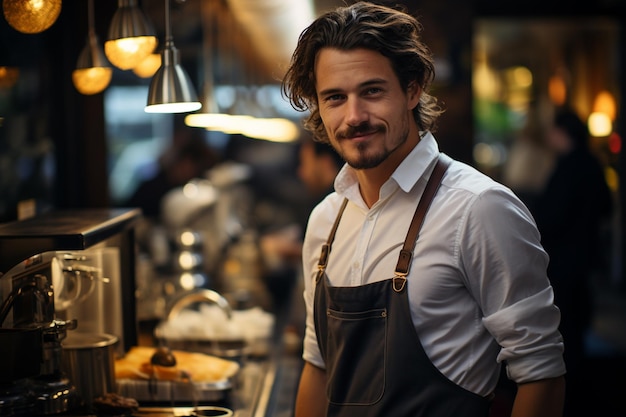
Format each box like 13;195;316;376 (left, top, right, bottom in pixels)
325;308;387;405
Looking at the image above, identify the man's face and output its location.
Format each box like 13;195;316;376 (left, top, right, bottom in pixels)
314;47;420;170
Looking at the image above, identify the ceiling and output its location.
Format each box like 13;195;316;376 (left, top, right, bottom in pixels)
141;0;414;85
141;0;316;85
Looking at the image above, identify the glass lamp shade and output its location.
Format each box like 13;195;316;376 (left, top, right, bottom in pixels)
145;44;201;114
72;33;112;95
132;53;161;78
3;0;62;34
105;0;157;70
72;67;113;95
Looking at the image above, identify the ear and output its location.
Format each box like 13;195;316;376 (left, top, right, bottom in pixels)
406;81;421;110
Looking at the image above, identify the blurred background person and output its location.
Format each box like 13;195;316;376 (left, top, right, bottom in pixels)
297;136;345;207
123;129;220;222
502;102;554;206
261;135;344;352
528;106;613;416
269;136;347;257
261;135;344;267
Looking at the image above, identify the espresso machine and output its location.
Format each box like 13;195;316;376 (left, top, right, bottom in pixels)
0;208;140;416
0;251;78;415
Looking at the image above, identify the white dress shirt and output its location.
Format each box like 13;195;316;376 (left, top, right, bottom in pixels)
301;132;566;396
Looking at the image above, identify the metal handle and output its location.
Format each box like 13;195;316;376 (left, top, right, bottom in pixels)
166;289;232;322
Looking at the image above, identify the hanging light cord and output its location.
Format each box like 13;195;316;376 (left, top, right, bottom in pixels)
87;0;96;38
164;0;173;47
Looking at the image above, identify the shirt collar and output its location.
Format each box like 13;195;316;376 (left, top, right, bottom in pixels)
392;131;440;193
334;131;440;203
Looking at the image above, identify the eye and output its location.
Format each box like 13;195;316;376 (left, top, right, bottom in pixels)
325;94;344;102
365;87;383;96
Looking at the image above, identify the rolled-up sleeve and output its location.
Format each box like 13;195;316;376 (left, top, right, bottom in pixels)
460;187;566;383
483;287;566;382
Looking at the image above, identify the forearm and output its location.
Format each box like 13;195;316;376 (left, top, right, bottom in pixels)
511;376;565;417
295;361;327;417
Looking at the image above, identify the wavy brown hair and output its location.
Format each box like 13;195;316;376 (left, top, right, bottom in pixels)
281;1;444;144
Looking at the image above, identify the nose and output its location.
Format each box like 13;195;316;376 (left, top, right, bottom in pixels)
344;96;368;126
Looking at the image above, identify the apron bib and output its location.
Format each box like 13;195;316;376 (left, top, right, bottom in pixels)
313;154;490;417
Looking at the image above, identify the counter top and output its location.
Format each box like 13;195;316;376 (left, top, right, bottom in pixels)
128;358;278;417
0;208;141;273
30;352;300;417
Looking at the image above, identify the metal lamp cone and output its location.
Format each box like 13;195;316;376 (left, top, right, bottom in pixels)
105;0;157;70
72;32;113;95
78;32;111;70
73;0;112;95
145;40;201;114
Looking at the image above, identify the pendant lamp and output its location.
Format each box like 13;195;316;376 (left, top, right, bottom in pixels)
132;53;161;78
145;0;201;114
105;0;157;71
3;0;62;34
72;0;112;95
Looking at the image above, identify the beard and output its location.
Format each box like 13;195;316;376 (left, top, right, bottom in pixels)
337;122;409;170
346;141;388;169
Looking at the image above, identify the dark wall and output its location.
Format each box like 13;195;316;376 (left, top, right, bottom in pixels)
0;1;117;222
1;0;624;223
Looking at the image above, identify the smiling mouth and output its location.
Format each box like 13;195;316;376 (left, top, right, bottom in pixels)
352;130;376;138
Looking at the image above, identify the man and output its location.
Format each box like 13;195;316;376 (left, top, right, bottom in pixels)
281;2;566;417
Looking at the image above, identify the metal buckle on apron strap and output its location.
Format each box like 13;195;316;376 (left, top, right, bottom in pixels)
393;248;411;292
317;198;347;275
318;243;330;271
393;275;407;292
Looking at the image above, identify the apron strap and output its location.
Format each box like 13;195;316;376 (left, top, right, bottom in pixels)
316;153;451;285
394;153;451;291
317;197;349;272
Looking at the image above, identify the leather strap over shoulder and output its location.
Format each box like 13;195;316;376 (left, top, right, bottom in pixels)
318;197;349;272
394;153;452;279
316;153;451;285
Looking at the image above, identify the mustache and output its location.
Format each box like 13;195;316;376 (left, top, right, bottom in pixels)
337;123;383;140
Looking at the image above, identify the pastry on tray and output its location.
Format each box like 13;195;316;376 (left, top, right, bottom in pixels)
115;346;240;383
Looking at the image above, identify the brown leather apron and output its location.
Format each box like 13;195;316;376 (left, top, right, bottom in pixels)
313;154;491;417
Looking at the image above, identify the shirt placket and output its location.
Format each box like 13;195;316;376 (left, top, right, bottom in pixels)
349;207;379;286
